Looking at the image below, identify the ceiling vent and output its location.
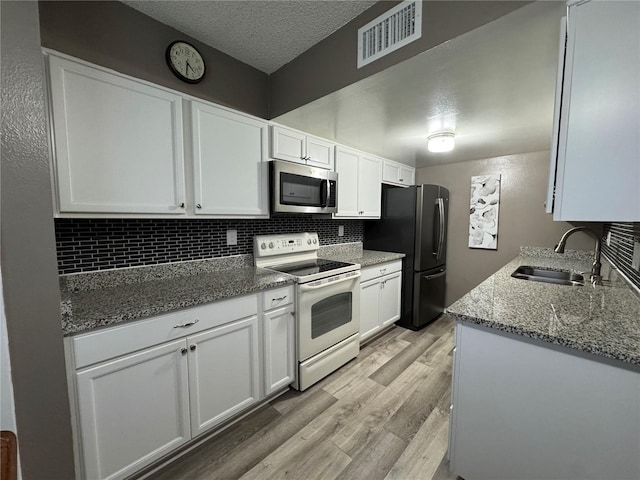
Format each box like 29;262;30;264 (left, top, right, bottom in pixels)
357;0;422;69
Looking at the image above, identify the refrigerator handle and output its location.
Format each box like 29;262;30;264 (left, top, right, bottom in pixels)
434;198;445;259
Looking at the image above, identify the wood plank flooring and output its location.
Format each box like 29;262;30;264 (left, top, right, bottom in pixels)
150;315;458;480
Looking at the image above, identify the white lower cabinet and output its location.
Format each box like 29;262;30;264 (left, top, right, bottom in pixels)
450;322;640;480
187;316;260;437
76;340;191;480
359;261;402;342
262;304;295;395
67;291;296;480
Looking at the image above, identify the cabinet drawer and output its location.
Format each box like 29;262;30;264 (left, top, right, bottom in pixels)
360;260;402;283
262;286;294;311
72;294;257;369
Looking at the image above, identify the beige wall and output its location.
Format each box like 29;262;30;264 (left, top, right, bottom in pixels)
416;151;601;306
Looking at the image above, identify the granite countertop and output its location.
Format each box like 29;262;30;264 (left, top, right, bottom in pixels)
320;249;405;267
60;243;404;336
60;259;293;336
446;247;640;367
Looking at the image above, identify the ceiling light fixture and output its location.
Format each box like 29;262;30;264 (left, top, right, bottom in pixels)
427;132;455;153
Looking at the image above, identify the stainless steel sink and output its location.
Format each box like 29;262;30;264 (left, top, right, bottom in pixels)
511;266;585;286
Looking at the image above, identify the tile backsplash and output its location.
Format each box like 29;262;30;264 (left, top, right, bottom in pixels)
55;218;363;274
602;222;640;290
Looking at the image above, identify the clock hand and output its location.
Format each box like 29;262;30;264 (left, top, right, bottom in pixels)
186;60;194;75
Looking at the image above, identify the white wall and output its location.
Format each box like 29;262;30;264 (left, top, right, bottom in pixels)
0;270;21;478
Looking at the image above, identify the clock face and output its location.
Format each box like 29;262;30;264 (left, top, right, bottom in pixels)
166;41;205;83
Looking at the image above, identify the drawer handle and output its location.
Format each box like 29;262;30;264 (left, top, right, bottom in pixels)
271;295;287;303
380;268;387;274
174;319;199;328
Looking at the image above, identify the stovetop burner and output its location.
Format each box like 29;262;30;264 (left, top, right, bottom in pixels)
266;259;356;278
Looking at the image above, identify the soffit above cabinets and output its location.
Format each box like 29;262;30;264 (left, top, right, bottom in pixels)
273;1;566;168
121;0;377;74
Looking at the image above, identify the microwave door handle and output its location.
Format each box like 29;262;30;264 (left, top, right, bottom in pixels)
320;179;329;208
325;179;331;208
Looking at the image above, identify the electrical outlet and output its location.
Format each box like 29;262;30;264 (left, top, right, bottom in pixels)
632;239;640;271
226;229;237;246
338;225;344;237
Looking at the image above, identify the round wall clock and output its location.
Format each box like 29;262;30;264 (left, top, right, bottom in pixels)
166;41;206;83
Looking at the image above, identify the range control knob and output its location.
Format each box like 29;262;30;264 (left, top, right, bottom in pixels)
307;239;312;245
260;242;266;250
269;242;274;249
313;238;317;244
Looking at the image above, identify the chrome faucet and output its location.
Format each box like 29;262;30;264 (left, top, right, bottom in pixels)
554;227;602;285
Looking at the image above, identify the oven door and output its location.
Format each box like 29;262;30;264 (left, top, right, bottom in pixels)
297;272;360;361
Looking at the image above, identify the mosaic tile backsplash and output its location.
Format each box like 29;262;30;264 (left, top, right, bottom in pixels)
602;222;640;290
55;218;363;274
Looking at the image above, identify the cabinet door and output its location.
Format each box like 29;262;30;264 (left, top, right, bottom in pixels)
76;340;190;480
48;55;186;215
554;1;640;221
263;305;295;395
187;316;260;437
270;126;306;164
192;102;268;217
358;155;382;218
305;135;335;170
334;146;360;217
380;271;402;327
360;278;381;341
382;161;401;184
398;166;415;186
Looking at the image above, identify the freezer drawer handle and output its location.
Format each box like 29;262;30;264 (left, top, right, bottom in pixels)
422;270;446;281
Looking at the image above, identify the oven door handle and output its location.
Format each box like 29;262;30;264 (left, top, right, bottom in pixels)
299;272;361;291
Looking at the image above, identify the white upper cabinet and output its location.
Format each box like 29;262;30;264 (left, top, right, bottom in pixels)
270;125;335;170
382;159;415;187
48;54;186;215
191;101;268;217
548;0;640;221
334;146;382;219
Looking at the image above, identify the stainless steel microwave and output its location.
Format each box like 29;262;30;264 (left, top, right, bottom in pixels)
270;160;338;214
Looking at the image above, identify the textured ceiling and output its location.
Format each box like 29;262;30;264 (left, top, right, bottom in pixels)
121;0;377;73
274;1;566;167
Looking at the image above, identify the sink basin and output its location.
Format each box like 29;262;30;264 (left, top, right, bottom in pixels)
511;266;585;286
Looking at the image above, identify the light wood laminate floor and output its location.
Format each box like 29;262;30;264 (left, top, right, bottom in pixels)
150;315;458;480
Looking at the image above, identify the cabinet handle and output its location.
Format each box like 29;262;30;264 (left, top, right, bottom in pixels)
196;204;202;209
300;156;306;161
190;345;197;351
181;347;187;355
179;202;185;208
174;319;199;328
399;178;404;182
290;312;296;317
272;295;287;303
380;268;387;274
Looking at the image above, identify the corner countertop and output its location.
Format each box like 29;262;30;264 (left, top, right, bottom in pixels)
60;245;405;337
321;249;405;268
446;247;640;367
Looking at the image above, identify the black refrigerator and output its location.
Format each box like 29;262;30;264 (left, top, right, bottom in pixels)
364;184;449;330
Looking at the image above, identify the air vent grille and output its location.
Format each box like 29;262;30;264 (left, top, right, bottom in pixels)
357;0;422;68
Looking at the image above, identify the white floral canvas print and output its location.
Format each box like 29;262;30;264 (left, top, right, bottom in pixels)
469;174;501;250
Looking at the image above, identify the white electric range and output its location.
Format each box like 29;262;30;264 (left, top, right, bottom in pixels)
254;232;361;390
